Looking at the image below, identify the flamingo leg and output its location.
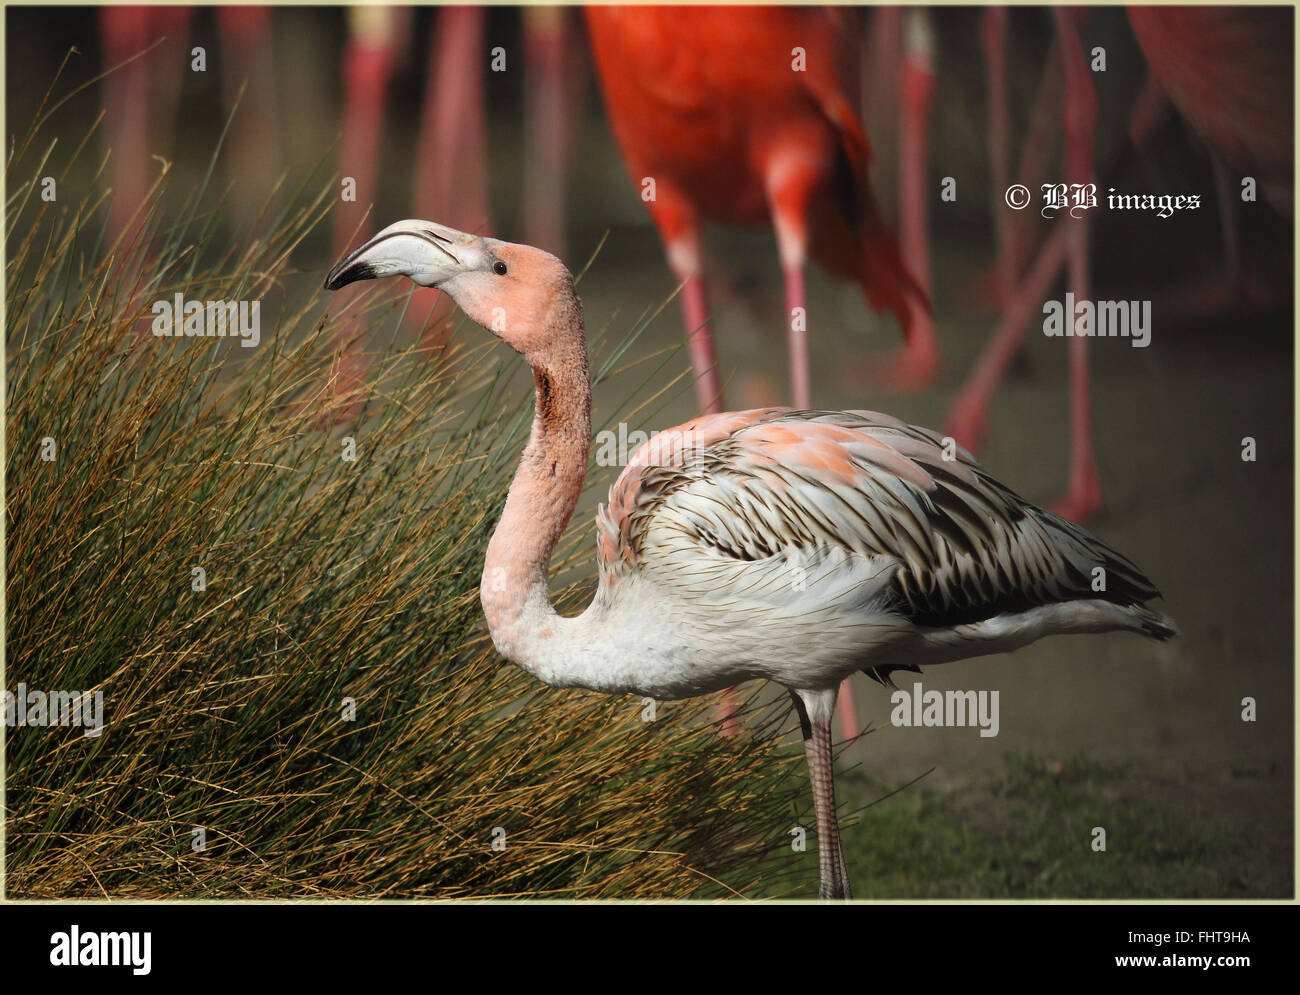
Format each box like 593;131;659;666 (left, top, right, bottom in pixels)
764;164;813;411
1002;41;1063;304
661;223;725;415
523;7;577;258
944;222;1069;452
874;9;940;391
968;30;1064;312
793;689;851;900
982;8;1015;306
782;263;811;411
1050;9;1103;523
409;7;492;348
1179;154;1274;314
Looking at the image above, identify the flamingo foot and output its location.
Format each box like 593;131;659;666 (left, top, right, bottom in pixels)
1048;461;1103;524
943;394;992;454
861;340;941;393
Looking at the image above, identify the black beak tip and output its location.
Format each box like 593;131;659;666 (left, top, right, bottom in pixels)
324;262;377;292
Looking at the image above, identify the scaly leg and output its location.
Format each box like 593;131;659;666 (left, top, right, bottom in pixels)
792;688;852;900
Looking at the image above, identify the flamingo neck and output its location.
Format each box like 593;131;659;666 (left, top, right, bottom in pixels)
479;311;598;687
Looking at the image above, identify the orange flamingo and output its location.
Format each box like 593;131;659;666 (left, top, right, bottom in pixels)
585;5;931;417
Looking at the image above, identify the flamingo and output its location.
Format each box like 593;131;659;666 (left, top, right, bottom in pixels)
584;5;931;416
324;218;1177;900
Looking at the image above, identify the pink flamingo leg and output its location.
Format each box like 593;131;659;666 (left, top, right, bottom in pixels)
417;7;491;234
662;225;726;416
783;264;810;410
409;7;492;347
523;7;578;258
874;10;939;391
945;222;1069;452
334;12;395;256
1049;10;1103;524
326;10;397;420
967;36;1063;312
983;8;1015;306
1172;155;1275;315
805;713;851;899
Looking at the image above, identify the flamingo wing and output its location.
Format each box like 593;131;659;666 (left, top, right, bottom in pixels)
597;409;1162;640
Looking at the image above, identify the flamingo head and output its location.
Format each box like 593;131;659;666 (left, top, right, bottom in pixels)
326;219;579;361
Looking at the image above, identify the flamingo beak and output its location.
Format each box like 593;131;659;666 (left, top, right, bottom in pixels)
325;219;488;291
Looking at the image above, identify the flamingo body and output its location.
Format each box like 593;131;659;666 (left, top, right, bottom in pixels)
577;406;1174;698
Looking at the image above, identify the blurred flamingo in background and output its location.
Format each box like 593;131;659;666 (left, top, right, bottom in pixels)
522;6;582;260
407;6;581;353
99;5;193;252
405;5;494;350
217;5;281;231
585;5;931;420
947;7;1291;524
1127;6;1293;311
333;6;401;257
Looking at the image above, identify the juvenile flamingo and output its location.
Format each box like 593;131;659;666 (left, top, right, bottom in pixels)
325;219;1177;900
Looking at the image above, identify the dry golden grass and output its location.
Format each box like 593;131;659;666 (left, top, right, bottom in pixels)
5;70;812;900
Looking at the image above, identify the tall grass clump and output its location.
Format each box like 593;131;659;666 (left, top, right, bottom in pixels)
4;74;812;899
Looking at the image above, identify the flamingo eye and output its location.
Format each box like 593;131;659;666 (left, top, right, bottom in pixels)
493;260;508;276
